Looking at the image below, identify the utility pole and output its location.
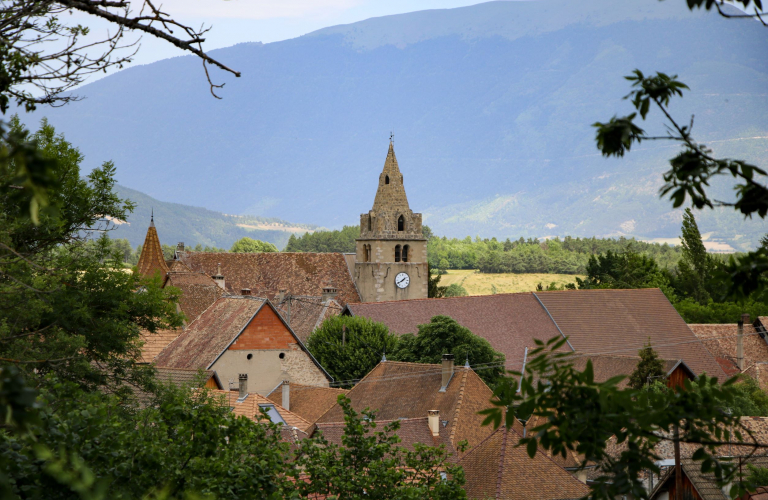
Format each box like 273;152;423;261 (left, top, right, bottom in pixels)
675;424;682;500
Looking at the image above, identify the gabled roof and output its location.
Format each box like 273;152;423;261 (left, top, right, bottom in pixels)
345;293;567;369
163;271;224;323
177;252;360;306
136;217;169;280
131;367;221;406
534;289;725;379
274;295;341;343
212;390;313;433
459;426;590;500
154;296;266;370
266;383;349;424
153;296;332;381
315;417;457;459
315;361;495;453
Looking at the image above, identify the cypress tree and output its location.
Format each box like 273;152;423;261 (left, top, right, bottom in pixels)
629;341;666;389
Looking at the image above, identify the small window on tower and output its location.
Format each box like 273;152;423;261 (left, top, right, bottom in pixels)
398;215;404;232
367;245;372;262
402;245;409;262
385;175;390;184
368;216;372;232
395;245;401;262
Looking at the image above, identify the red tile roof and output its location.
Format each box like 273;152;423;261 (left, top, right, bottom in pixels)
154;296;267;370
346;293;567;369
275;296;342;343
163;271;224;323
315;361;496;454
211;390;313;433
533;289;725;378
315;417;457;458
565;354;691;389
136;221;169;280
459;426;591;500
139;328;183;363
689;323;768;384
266;383;349;424
177;252;361;307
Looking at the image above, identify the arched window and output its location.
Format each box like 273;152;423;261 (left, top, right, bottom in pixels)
367;216;371;232
385;175;390;184
402;245;409;262
367;244;372;262
398;215;404;232
395;245;401;262
363;245;368;262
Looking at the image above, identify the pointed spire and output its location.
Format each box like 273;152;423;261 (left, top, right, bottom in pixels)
371;140;410;213
136;214;169;280
465;355;470;368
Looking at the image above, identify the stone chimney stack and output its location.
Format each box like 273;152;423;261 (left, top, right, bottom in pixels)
322;285;338;302
440;354;455;392
738;320;745;371
212;263;225;290
282;380;290;411
428;410;440;437
278;289;287;303
176;242;185;253
238;373;248;399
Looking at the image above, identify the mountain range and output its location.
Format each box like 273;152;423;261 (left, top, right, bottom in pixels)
20;0;768;251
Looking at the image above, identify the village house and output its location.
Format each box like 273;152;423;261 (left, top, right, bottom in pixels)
153;295;332;395
315;355;496;456
344;289;726;380
649;456;768;500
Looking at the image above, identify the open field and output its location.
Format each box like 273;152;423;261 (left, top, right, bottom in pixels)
439;270;584;295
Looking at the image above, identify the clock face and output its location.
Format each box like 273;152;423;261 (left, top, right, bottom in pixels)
395;272;410;289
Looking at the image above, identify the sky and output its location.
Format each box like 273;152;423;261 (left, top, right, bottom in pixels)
85;0;501;68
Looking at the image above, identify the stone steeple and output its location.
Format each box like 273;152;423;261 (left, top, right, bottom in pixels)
136;212;169;280
372;142;410;213
354;140;427;302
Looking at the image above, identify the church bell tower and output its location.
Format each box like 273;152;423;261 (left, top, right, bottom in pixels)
354;140;427;302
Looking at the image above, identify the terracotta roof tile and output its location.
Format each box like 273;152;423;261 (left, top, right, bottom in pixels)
168;260;191;272
534;289;725;379
136;222;169;280
689;323;768;384
266;383;349;424
131;367;220;405
460;426;590;500
163;271;224;323
315;417;457;459
177;252;360;307
564;355;687;389
346;293;567;369
139;328;183;363
275;296;341;343
153;296;266;369
212;389;314;433
315;361;495;454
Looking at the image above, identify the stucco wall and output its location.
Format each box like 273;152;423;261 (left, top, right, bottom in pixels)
213;344;329;395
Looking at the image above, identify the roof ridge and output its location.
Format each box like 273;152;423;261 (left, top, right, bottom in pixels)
449;368;469;447
496;426;508;500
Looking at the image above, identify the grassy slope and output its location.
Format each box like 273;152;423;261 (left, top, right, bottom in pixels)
440;270;583;295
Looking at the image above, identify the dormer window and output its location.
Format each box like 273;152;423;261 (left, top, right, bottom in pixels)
398;215;404;232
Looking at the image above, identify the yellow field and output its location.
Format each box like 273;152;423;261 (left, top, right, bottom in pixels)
439;270;583;295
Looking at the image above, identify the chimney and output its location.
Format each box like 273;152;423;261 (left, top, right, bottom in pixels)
282;380;290;411
176;242;185;253
212;263;225;290
241;288;251;296
428;410;440;437
278;289;287;304
738;320;745;371
322;285;338;302
440;354;455;392
238;373;248;399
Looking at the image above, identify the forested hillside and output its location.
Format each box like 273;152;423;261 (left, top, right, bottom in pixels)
22;0;768;250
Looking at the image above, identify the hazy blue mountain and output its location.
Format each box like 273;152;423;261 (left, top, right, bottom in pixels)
21;0;768;250
109;185;318;249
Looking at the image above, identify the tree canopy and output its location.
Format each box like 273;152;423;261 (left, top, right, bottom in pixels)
230;237;278;253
